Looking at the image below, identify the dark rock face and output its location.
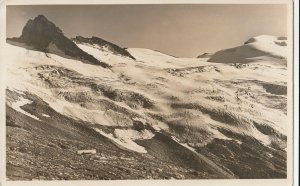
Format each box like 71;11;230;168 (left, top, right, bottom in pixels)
197;53;211;58
73;36;135;60
7;15;110;68
197;129;287;179
20;15;63;51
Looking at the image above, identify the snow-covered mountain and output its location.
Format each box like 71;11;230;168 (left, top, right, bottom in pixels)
72;36;136;60
5;15;288;180
207;35;287;64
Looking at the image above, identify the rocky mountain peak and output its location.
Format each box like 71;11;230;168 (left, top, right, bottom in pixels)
7;15;110;68
20;15;63;50
35;14;50;21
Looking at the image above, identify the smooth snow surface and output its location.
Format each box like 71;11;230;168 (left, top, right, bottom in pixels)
11;97;40;121
42;114;50;117
94;128;148;153
208;35;287;64
246;35;287;58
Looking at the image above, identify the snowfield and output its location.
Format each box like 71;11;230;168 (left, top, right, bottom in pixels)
5;34;288;179
208;35;287;64
11;97;40;121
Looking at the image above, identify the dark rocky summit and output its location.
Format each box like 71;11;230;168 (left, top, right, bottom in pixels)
7;15;110;68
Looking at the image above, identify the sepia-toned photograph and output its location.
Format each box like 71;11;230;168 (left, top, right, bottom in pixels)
1;0;295;184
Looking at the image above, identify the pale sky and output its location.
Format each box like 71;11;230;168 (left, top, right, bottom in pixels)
6;4;287;57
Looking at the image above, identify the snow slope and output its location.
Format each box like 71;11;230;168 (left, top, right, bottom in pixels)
6;37;287;150
11;97;40;121
208;35;287;64
5;34;288;179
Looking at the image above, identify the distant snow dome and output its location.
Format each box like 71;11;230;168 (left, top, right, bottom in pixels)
208;35;287;64
244;35;287;46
